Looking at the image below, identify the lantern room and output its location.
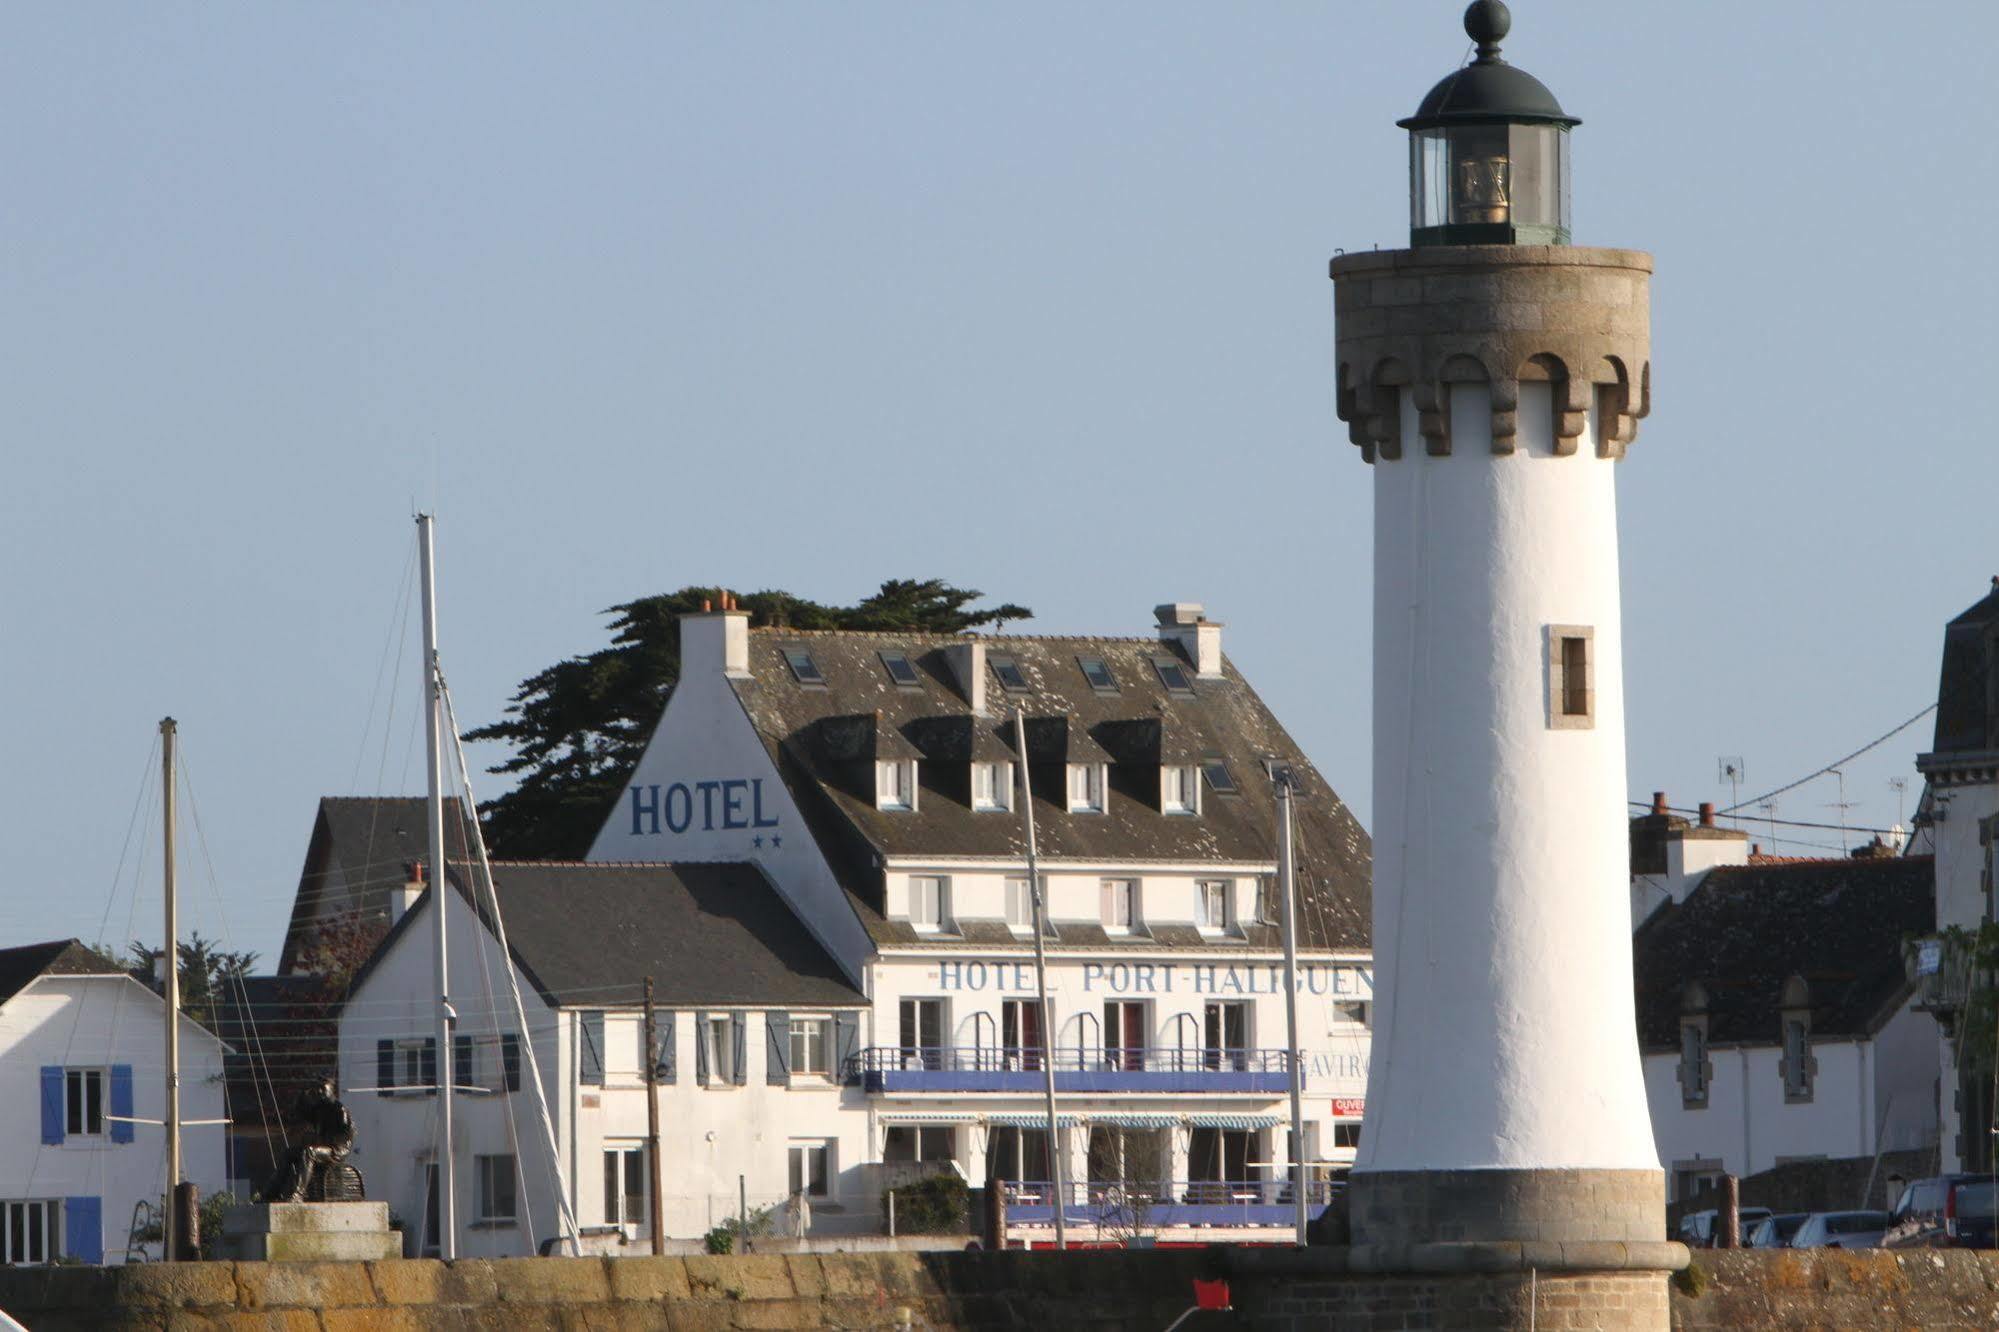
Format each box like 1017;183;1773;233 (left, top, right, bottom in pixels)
1401;2;1577;247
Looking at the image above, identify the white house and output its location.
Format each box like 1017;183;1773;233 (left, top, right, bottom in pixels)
587;601;1375;1241
0;940;229;1264
1628;833;1939;1203
337;860;874;1256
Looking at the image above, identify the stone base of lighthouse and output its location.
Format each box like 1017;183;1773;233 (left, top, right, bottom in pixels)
1350;1168;1665;1247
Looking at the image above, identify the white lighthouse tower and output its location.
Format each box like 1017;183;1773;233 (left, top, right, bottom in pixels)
1333;3;1663;1248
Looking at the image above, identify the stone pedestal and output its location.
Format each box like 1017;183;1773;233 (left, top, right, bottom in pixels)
217;1202;401;1262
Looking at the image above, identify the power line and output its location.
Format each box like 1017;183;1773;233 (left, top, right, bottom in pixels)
1717;703;1937;816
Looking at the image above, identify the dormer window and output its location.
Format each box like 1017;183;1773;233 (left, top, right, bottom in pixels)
876;759;917;812
1077;657;1118;694
1162;765;1200;815
1100;879;1140;934
878;651;921;688
781;648;826;686
972;761;1013;813
1197;880;1233;933
1152;657;1195;696
1067;762;1105;814
908;876;950;933
990;656;1030;693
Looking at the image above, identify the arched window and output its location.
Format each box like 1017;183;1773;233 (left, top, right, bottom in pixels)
1678;981;1712;1109
1779;975;1816;1103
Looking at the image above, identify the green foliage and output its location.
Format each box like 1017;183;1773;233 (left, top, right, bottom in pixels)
125;932;258;1030
884;1173;969;1234
1673;1259;1710;1297
130;1191;240;1259
702;1225;734;1255
1935;922;1999;1079
468;580;1032;858
703;1203;777;1254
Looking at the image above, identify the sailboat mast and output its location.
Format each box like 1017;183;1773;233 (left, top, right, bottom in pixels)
417;515;456;1260
161;717;182;1260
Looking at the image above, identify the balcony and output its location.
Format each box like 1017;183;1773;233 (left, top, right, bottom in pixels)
999;1178;1338;1231
854;1046;1292;1094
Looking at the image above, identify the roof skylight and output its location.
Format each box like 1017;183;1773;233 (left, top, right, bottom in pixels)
782;648;826;686
1202;758;1239;795
990;656;1030;693
879;651;921;687
1152;657;1194;695
1078;657;1118;693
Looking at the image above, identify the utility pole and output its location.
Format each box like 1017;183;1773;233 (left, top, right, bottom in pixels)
1013;710;1066;1250
418;514;456;1260
161;717;184;1262
1275;767;1308;1247
643;976;664;1255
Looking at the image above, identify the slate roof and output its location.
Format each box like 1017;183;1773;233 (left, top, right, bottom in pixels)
1931;582;1999;755
728;627;1372;952
0;940;123;1008
1631;856;1934;1049
346;861;865;1012
278;796;473;974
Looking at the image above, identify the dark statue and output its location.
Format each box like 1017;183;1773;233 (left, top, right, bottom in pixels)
261;1080;366;1203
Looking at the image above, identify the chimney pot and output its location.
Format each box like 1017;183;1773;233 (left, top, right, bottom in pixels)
1698;802;1715;828
1651;792;1668;816
701;599;712;612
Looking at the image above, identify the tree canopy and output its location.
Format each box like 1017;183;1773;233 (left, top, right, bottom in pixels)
125;932;258;1030
468;579;1031;858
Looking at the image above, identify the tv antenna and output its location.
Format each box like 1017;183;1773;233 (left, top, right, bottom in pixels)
1888;776;1909;827
1757;800;1779;855
1717;757;1745;823
1824;768;1855;853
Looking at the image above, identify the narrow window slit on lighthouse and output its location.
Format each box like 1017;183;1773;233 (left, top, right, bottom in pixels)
1546;625;1596;729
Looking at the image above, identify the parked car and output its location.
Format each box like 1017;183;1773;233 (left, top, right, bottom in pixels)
1677;1207;1773;1248
1747;1213;1809;1249
1882;1174;1999;1249
1790;1210;1890;1249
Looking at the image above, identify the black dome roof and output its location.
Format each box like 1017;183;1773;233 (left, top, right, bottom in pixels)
1398;2;1579;131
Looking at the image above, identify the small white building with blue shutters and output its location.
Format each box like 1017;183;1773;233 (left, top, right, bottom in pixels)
0;940;229;1264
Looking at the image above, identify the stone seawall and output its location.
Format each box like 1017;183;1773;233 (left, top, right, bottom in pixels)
1;1246;1994;1330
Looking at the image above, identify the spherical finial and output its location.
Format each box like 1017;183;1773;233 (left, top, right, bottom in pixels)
1465;1;1511;61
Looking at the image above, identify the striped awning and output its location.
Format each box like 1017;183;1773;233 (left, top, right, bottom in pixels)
1089;1112;1183;1129
1187;1113;1283;1130
985;1112;1085;1129
877;1112;981;1125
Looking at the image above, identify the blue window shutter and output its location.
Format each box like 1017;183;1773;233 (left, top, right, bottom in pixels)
377;1040;395;1097
580;1011;605;1086
765;1012;790;1085
656;1013;675;1085
502;1034;521;1093
40;1067;63;1146
694;1013;710;1083
109;1066;135;1145
63;1197;102;1265
730;1013;748;1086
833;1013;860;1083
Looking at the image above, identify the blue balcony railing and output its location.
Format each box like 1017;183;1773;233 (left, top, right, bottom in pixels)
1000;1179;1337;1230
853;1046;1292;1094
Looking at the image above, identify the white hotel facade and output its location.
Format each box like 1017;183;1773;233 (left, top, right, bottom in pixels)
340;602;1374;1250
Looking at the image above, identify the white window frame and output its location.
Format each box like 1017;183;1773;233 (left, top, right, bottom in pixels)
64;1068;105;1139
396;1038;427;1094
788;1141;832;1198
1067;762;1105;814
876;759;917;811
908;876;950;934
1;1201;59;1266
1196;879;1232;933
1101;878;1140;934
1162;765;1200;816
702;1015;736;1086
475;1153;518;1225
603;1144;648;1227
1005;876;1034;934
789;1017;832;1078
973;761;1013;813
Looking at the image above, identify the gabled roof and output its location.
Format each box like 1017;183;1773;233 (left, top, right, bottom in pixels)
0;940;124;1008
278;796;472;974
347;861;866;1011
1631;856;1934;1048
1932;582;1999;755
727;628;1372;951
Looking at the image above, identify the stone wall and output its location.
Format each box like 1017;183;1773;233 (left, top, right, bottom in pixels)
1673;1249;1999;1330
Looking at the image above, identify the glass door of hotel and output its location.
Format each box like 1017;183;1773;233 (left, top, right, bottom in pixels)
1187;1127;1256;1203
1087;1126;1167;1202
1103;1001;1146;1071
985;1127;1052;1190
1002;999;1044;1070
1204;1001;1249;1071
899;998;943;1070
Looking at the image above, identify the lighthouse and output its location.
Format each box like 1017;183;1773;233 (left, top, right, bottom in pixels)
1333;3;1663;1248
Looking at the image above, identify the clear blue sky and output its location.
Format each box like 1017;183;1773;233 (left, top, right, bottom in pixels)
2;2;1990;962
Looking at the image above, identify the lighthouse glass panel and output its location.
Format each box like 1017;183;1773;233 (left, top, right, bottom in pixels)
1410;123;1570;246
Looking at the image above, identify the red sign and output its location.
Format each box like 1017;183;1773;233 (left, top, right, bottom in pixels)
1331;1097;1365;1118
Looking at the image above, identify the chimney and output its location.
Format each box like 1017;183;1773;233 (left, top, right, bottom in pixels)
1651;791;1668;816
389;861;426;927
680;602;751;679
1698;802;1715;828
944;640;988;715
1155;603;1224;679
